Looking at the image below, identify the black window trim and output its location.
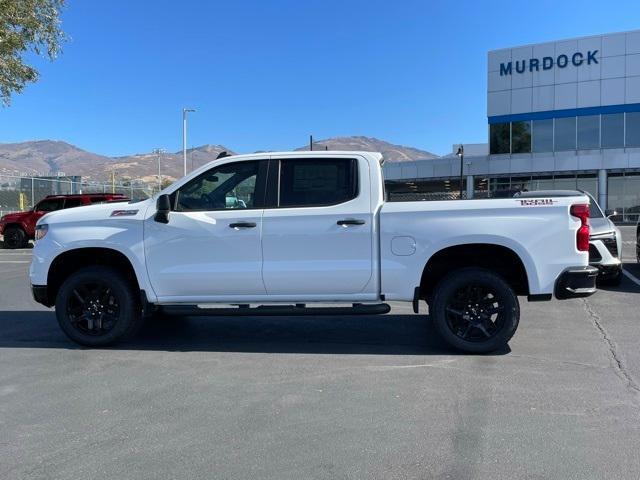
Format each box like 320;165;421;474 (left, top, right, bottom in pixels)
170;159;269;212
264;157;360;209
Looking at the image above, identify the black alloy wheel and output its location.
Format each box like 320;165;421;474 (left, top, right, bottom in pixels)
444;284;505;342
3;226;27;249
431;268;520;353
55;266;141;346
66;281;120;336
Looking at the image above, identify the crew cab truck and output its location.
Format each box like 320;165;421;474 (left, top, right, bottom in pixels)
29;151;598;353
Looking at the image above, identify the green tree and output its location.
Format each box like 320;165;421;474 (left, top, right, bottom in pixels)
0;0;66;106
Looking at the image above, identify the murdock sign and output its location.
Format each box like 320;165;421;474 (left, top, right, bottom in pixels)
500;50;598;75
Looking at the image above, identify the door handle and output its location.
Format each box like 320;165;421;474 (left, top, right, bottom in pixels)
229;222;257;229
337;219;365;226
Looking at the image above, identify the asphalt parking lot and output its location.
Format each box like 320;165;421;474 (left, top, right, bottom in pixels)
1;228;639;480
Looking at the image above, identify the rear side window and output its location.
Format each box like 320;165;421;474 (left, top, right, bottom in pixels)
64;198;83;208
278;158;358;207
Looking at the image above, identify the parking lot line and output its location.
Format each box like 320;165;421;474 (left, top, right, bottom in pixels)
623;268;640;287
0;260;30;263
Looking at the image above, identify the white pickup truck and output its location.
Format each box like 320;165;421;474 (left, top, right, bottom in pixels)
29;151;598;352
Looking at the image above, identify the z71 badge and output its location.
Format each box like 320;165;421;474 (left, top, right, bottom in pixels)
518;199;557;206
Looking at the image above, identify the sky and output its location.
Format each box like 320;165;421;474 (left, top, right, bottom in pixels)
2;0;640;157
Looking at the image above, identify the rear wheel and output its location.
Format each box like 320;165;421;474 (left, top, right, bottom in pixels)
431;268;519;353
55;266;141;347
3;226;28;249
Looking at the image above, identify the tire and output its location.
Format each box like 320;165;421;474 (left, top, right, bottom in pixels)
55;266;142;347
431;267;520;354
3;226;28;249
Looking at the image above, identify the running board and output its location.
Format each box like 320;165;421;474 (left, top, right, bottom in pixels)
159;303;391;317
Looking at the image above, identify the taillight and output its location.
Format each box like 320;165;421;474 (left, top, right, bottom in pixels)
570;204;590;252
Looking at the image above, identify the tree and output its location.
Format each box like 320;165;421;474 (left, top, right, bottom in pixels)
0;0;66;106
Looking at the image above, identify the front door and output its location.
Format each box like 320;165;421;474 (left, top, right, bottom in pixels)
261;156;374;297
145;159;267;301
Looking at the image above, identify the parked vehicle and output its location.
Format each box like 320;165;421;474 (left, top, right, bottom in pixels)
0;193;128;249
515;191;622;286
29;152;598;353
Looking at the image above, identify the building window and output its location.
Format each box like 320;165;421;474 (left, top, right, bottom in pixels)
626;112;640;148
577;115;600;150
489;123;510;154
511;121;531;153
532;119;553;153
554;117;576;151
601;113;624;149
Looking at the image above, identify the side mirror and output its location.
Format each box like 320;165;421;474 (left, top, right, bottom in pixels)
605;209;617;218
154;194;171;224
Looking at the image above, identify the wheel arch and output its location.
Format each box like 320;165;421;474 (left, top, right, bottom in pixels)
419;242;532;299
47;247;142;305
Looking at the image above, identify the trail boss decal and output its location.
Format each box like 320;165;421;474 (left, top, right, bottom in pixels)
110;209;139;217
518;199;557;206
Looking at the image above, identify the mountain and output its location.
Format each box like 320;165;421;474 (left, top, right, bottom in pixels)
0;136;437;186
295;136;438;162
112;145;234;184
0;140;113;177
0;141;235;183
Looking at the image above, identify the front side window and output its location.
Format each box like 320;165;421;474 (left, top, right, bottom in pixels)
174;161;259;211
36;199;64;212
278;158;357;207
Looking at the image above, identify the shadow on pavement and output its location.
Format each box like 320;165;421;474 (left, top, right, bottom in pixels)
0;310;509;355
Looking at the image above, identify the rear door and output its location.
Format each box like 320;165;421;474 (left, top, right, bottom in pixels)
261;155;375;298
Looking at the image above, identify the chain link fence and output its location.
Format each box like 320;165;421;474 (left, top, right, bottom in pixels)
0;175;158;216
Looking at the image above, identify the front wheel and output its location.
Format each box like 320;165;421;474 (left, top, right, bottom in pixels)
3;226;28;249
55;266;141;347
431;268;520;353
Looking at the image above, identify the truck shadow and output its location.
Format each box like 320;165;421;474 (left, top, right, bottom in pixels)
0;310;510;355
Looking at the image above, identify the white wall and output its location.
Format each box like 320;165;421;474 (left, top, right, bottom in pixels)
488;30;640;117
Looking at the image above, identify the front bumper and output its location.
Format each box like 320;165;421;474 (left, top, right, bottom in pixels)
554;266;599;299
31;284;53;307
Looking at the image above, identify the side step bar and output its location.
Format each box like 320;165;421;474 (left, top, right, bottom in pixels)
159;303;391;317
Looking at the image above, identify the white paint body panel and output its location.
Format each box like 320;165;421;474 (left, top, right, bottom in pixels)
30;151;589;306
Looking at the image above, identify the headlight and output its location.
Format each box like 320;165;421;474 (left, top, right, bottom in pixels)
34;224;48;241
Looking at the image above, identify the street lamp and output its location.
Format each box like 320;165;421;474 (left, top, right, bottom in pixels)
152;148;165;192
182;108;196;176
456;145;464;199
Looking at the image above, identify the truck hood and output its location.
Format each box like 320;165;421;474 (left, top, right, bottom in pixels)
38;199;151;226
0;211;30;222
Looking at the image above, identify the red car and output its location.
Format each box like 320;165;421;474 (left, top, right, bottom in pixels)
0;193;129;249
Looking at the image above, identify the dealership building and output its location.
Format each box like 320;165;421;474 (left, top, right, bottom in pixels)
383;29;640;222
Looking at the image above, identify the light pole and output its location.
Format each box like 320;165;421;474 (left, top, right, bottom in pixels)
182;108;196;176
152;148;165;192
456;145;464;199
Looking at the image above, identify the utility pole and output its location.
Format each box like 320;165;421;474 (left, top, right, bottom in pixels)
456;145;464;199
309;135;313;151
111;170;115;194
152;148;166;191
182;108;196;176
